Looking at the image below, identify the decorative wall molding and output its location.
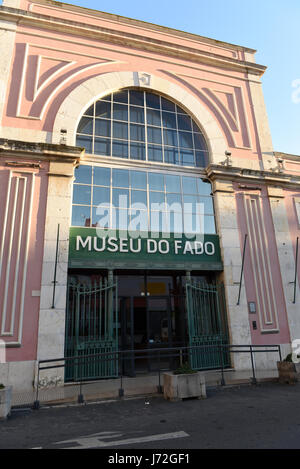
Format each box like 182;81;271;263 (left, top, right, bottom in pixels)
0;171;35;345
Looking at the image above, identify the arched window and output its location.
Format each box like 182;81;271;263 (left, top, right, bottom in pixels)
76;89;209;167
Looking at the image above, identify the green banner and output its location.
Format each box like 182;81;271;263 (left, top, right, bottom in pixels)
68;228;223;271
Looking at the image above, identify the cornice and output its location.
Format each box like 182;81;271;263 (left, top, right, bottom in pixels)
206;164;300;189
29;0;257;54
0;138;84;163
0;6;267;76
274;151;300;162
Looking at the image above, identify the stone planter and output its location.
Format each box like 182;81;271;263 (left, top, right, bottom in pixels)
277;361;300;384
0;386;12;420
163;372;206;401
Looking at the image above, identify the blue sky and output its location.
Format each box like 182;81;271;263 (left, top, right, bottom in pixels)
5;0;300;154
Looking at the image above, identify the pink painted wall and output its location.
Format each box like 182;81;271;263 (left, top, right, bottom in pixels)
2;0;263;166
235;184;291;345
285;189;300;287
0;159;49;361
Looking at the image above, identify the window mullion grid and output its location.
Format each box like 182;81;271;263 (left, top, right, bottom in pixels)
90;165;94;227
128;91;130;159
110;167;113;229
110;96;113;158
144;91;148;162
175;108;181;166
92;102;95;155
146;170;150;233
190;117;196;167
159;95;165;164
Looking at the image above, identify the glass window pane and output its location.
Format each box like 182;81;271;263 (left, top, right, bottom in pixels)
77;117;93;134
113;208;129;230
148;145;163;162
192;120;202;132
76;135;92;153
195;151;208;167
164;147;180;165
112;140;128;158
176;105;188;115
72;205;91;227
165;174;181;193
130;142;146;160
161;97;175;112
130;90;144;106
113;103;128;121
183;195;198;212
162;111;177;129
149;191;165;207
181;149;195;166
93;167;111;186
197;178;212;196
184;212;201;234
148;172;164;191
95;118;111;137
204;215;216;234
74;165;92;184
112;169;129;187
194;133;207;150
92;206;110;228
73;185;91;205
177;114;192;131
163;129;178;147
166;193;182;209
130;106;145;124
95;100;111;118
178;131;193;148
94;138;111;156
100;94;112;102
198;196;214;215
93;186;110;206
131;190;147;207
113;90;128;104
146;93;160;109
169;212;183;234
129;210;148;232
113;188;129;208
147;126;162;144
130;124;145;142
113;121;128;140
182;176;197;194
150;211;162;232
130;171;147;190
147;109;161;126
83;104;94;116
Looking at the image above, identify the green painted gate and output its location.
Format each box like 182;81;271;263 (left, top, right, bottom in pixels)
186;280;230;370
65;276;118;381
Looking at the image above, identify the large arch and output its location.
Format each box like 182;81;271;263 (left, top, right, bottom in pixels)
52;71;227;164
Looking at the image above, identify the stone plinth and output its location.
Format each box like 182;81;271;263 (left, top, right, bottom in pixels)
163;372;206;401
0;386;12;420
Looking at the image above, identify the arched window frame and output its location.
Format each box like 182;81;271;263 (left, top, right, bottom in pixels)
76;88;210;169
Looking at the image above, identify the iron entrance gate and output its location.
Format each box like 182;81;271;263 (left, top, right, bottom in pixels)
186;280;230;370
65;276;118;381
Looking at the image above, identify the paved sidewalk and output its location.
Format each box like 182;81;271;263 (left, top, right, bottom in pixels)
1;381;300;449
11;367;279;407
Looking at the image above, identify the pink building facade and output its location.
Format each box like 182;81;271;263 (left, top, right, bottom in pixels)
0;0;299;393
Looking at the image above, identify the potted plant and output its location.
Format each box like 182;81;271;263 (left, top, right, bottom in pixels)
0;384;12;420
163;362;206;401
277;354;300;384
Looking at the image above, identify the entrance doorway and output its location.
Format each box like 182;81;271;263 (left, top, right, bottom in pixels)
119;294;175;375
65;269;229;380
